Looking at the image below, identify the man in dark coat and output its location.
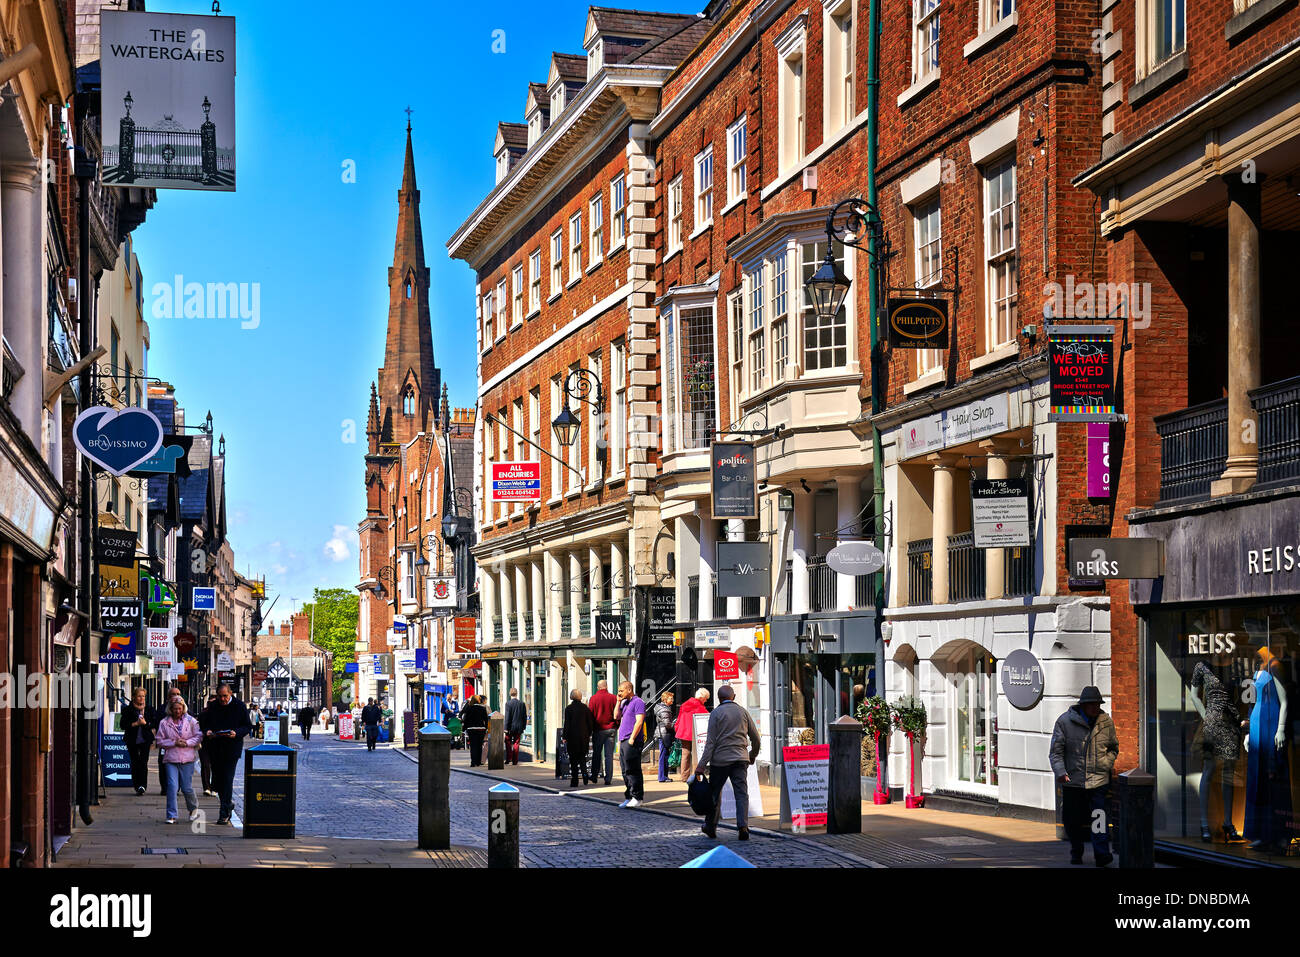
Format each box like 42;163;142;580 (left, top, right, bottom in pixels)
121;686;161;795
199;684;251;825
504;689;527;765
296;704;317;741
460;696;490;767
199;693;218;794
360;698;383;752
562;690;596;788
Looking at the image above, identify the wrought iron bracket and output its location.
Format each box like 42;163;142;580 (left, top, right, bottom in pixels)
715;407;783;442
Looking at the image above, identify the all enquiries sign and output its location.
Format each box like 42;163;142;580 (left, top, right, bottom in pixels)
490;462;541;502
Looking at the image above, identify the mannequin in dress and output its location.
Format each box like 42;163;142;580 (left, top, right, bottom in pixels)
1191;657;1243;842
1243;647;1291;851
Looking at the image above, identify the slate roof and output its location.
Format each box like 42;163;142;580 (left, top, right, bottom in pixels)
177;434;211;522
527;82;549;112
626;16;711;66
497;122;528;150
551;52;587;84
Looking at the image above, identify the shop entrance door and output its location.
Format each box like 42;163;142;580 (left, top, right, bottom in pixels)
782;654;873;747
535;673;547;762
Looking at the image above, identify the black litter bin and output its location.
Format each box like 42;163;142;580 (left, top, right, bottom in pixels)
243;744;297;839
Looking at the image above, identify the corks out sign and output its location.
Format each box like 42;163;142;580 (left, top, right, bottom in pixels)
95;528;137;564
887;297;949;349
711;441;757;520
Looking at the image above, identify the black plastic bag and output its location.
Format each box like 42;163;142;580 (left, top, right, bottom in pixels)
687;773;713;816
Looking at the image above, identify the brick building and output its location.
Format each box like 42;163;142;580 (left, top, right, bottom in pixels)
1074;0;1300;865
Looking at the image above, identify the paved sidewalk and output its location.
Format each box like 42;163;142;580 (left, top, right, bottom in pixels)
393;739;1069;868
53;746;486;869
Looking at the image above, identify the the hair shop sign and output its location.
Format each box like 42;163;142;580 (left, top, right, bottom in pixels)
1129;495;1300;605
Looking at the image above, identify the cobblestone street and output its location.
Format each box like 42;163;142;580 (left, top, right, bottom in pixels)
252;733;868;867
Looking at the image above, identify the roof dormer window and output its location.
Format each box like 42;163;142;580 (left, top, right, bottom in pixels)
495;150;508;184
527;110;543;148
587;37;603;79
550;86;565;118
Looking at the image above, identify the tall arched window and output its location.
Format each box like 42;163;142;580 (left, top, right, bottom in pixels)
403;388;415;416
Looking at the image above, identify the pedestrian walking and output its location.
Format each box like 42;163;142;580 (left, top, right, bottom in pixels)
121;686;160;795
461;695;490;767
320;705;332;729
158;687;184;793
1050;686;1119;866
587;680;618;786
248;703;263;741
614;681;649;808
297;703;317;741
504;689;527;765
695;684;760;840
562;689;595;787
445;695;460;723
675;688;710;782
198;693;217;795
361;698;382;752
154;696;203;824
200;684;251;826
654;691;676;783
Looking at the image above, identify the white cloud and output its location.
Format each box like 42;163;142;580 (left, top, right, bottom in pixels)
272;563;288;576
323;524;358;562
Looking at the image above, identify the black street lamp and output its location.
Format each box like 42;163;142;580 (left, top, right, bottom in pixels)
551;403;581;449
805;197;885;321
550;368;605;459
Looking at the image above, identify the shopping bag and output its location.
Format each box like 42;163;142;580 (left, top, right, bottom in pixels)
687;773;713;816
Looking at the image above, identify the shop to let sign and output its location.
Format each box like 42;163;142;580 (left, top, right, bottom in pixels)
491;462;541;502
1048;324;1116;421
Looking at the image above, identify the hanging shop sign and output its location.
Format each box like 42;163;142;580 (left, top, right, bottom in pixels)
490;462;541;502
100;628;138;664
1047;324;1116;421
714;651;740;681
1087;423;1111;497
130;440;188;476
900;393;1010;459
145;627;174;669
1067;537;1164;580
711;442;757;520
454;617;477;654
95;528;137;564
192;586;216;611
971;478;1031;547
415;649;429;671
1000;648;1045;710
100;596;141;633
98;560;139;598
392;618;408;634
73;405;165;476
100;733;133;787
826;541;886;576
716;542;770;598
887;297;949;349
695;627;731;649
216;651;234;670
143;577;177;614
99;10;237;191
595;614;627;649
372;653;394;678
174;631;196;656
427;576;456;609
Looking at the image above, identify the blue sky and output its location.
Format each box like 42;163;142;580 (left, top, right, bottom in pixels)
131;0;697;618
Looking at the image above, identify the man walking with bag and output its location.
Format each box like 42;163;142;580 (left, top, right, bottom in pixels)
694;684;760;840
1050;686;1120;867
504;688;527;765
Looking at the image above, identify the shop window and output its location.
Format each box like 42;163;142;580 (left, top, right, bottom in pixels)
944;644;998;790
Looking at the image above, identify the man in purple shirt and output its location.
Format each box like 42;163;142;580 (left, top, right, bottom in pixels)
614;681;648;808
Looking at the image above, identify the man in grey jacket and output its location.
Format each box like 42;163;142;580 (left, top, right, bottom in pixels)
1049;686;1119;867
504;689;528;765
694;684;761;840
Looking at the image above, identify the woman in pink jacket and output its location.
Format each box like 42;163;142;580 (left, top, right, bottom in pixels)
154;696;203;823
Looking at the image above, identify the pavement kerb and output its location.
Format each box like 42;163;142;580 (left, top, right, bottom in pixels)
394;747;883;868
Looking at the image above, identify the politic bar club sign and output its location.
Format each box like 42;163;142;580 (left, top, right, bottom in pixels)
887;297;949;349
711;441;757;520
490;462;541;502
99;9;236;191
1047;324;1116;422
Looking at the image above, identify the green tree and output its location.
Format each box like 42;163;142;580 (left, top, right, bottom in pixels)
300;587;358;684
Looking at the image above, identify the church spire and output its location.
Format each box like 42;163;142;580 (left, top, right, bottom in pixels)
377;121;440;447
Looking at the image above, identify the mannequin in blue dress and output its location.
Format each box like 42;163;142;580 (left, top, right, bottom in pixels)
1243;648;1291;850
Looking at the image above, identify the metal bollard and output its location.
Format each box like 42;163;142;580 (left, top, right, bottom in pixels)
418;722;451;850
487;711;505;770
827;715;863;835
488;782;519;868
1116;768;1155;868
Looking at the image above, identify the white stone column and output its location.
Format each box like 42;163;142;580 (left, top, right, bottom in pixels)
610;538;627;621
544;550;561;643
699;517;718;620
480;570;497;643
588;545;603;638
929;455;959;605
836;476;862;609
791;489;813;614
499;563;514;641
725;519;744;618
530;560;544;644
568;552;583;638
514;564;529;640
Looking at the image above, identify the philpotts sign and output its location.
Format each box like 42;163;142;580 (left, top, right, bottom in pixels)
887;297;948;349
74;406;165;476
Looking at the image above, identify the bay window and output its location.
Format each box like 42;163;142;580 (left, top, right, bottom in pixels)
801;239;848;371
661;303;718;454
769;251;789;383
748;266;766;393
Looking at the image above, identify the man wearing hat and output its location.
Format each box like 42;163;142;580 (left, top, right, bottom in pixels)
1050;686;1120;866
